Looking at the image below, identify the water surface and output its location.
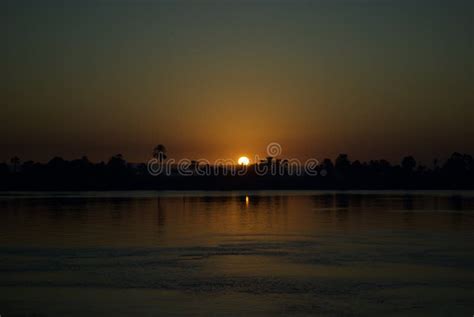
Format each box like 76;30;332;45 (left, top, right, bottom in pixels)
1;191;474;316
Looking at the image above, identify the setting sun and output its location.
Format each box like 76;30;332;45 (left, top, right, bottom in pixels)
238;156;250;166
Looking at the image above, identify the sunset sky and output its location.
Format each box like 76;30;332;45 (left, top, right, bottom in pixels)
2;0;473;163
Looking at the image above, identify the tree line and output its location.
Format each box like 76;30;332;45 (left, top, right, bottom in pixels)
1;148;473;190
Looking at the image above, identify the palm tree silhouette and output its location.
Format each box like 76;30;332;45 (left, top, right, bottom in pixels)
153;144;167;164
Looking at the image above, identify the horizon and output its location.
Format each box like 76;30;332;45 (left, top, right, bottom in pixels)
3;146;472;166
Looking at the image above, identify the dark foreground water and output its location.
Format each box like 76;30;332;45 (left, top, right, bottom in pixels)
1;191;474;316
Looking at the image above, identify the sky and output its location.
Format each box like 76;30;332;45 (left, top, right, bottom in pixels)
1;0;473;163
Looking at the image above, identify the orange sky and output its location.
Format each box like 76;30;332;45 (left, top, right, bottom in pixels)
2;0;473;163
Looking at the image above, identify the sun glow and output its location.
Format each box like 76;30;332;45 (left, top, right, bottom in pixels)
238;156;250;166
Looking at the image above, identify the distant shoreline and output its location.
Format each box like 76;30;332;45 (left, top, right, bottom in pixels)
2;152;473;191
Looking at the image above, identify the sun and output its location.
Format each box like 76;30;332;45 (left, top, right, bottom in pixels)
238;156;250;166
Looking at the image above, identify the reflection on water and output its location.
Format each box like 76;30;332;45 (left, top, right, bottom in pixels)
0;191;474;316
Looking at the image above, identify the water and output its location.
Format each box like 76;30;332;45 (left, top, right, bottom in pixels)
1;191;474;316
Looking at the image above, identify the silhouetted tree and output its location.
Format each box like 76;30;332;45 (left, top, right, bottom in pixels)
0;151;473;190
153;144;167;164
442;152;472;185
108;154;126;168
48;156;67;169
401;156;416;172
322;158;334;171
335;154;350;170
80;156;90;164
